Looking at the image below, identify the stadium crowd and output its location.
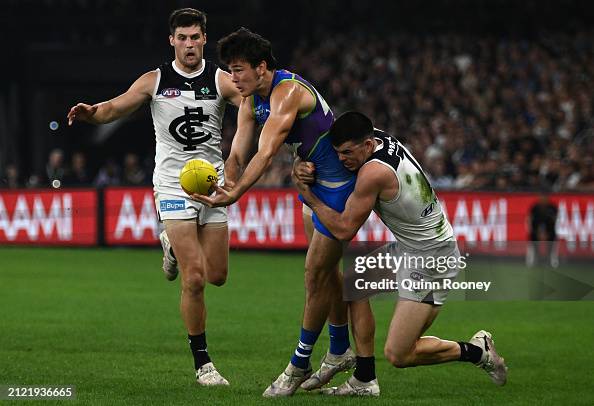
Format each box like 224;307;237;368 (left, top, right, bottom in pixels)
289;30;594;192
2;29;594;192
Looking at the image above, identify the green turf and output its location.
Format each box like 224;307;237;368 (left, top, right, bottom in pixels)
1;247;593;405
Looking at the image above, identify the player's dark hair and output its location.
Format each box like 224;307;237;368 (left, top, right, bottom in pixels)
169;8;206;35
329;111;374;146
217;27;277;69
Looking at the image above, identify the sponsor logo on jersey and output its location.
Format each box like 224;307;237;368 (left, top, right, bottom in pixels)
255;104;271;124
421;202;435;218
161;88;181;98
160;200;185;212
194;86;217;100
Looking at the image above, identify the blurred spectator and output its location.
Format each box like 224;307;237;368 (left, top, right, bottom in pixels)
63;151;90;186
427;157;454;189
574;159;594;191
453;163;474;189
1;164;21;188
45;148;66;186
526;193;559;268
122;153;147;185
26;174;42;189
94;158;121;187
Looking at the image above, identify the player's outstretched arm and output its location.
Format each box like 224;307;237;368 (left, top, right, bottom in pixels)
230;82;300;195
194;81;301;207
224;97;256;188
296;162;396;241
67;71;156;125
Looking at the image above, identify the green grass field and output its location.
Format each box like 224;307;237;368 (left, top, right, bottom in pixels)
1;247;593;405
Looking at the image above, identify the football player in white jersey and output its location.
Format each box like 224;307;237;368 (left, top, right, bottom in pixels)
294;112;508;396
67;8;241;386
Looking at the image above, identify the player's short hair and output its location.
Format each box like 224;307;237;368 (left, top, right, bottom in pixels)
169;8;207;35
329;111;374;146
217;27;278;69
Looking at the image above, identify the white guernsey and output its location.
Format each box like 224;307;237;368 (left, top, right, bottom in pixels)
294;111;507;396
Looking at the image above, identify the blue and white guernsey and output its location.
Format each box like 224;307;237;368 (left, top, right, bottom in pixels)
251;69;353;184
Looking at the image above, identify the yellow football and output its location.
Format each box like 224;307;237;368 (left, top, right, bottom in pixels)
179;159;219;196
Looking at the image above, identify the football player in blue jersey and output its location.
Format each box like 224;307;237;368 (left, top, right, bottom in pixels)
194;28;372;396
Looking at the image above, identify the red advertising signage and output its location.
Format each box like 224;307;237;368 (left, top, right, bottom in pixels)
228;190;594;252
228;189;307;249
355;191;594;256
104;187;159;245
4;187;593;254
0;189;97;245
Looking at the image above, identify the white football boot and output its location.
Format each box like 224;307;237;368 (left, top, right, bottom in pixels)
469;330;508;386
262;362;312;397
321;376;380;396
301;347;356;390
159;230;178;281
196;362;229;386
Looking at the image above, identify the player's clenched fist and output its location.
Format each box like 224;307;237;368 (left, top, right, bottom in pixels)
67;103;98;125
292;158;316;185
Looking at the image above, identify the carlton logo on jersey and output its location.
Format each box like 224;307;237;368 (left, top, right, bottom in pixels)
168;106;212;151
161;88;181;98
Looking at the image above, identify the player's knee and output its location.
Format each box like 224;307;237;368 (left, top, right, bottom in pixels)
182;268;206;295
384;346;411;368
208;266;228;287
204;258;228;286
209;276;227;287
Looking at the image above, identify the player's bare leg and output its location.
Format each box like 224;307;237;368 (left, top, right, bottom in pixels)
197;222;229;287
302;210;348;326
299;209;355;390
384;299;507;385
264;229;347;397
349;299;376;385
383;300;453;366
165;219;229;386
301;213;342;332
303;211;347;326
349;299;375;357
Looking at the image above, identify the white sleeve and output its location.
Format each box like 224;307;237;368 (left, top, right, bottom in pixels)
215;68;223;97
